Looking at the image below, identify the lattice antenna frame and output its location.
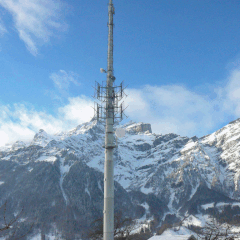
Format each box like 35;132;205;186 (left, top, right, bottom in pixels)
93;80;127;123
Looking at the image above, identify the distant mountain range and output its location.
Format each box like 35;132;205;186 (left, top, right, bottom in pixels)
1;118;240;239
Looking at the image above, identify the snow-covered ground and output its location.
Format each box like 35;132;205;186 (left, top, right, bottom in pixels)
148;227;196;240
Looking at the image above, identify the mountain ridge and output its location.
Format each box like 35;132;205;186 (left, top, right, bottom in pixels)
1;118;240;239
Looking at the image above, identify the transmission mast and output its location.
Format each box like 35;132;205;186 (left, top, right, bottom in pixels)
93;0;126;239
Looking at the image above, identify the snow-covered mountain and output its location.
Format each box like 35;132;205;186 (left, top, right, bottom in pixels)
1;118;240;239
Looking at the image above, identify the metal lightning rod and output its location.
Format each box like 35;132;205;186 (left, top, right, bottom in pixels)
104;0;115;239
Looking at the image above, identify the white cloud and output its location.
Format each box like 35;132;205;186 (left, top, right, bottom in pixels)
124;88;150;119
0;122;35;147
50;70;80;97
125;68;240;137
0;0;67;55
0;17;6;36
125;85;220;137
59;96;94;125
1;68;240;147
0;97;94;147
225;68;240;116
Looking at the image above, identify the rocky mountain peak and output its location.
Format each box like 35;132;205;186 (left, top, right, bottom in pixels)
34;129;47;137
228;117;240;125
68;120;105;136
11;141;27;151
31;129;52;147
2;118;240;239
124;122;152;134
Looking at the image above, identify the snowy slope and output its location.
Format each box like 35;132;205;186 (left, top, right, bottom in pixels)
2;118;240;209
1;118;240;238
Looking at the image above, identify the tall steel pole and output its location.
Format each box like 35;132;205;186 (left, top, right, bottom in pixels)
94;1;125;237
104;0;115;239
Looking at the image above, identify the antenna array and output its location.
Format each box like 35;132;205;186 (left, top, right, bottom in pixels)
93;81;127;123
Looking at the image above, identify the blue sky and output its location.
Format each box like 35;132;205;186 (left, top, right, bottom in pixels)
0;0;240;146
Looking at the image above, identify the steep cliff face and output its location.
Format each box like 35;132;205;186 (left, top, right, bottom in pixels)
125;122;152;134
1;119;240;238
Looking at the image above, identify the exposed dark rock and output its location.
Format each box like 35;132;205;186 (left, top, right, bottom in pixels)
1;118;240;238
134;143;152;151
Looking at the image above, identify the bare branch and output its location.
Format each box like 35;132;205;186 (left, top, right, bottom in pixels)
0;201;34;239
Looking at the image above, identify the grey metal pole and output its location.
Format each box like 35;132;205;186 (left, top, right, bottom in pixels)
103;0;115;240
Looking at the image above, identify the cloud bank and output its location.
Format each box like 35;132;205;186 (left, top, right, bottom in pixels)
0;0;67;55
1;67;240;147
125;85;220;137
125;68;240;137
0;96;94;147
